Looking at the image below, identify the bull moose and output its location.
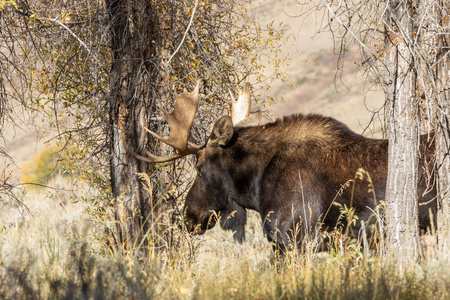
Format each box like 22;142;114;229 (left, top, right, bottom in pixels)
134;81;436;252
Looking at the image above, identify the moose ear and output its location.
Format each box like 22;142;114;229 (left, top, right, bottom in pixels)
235;110;262;128
209;116;234;147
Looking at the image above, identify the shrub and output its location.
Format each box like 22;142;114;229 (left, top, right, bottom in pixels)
21;145;70;186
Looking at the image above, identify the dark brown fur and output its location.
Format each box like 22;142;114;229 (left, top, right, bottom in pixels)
184;114;436;251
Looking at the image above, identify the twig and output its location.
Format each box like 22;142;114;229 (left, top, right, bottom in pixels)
167;0;199;64
322;0;376;56
37;16;100;64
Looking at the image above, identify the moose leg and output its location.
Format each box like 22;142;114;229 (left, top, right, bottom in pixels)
260;149;324;253
219;198;247;243
264;221;291;259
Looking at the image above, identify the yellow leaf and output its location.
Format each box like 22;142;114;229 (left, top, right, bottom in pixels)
0;0;18;9
9;0;17;9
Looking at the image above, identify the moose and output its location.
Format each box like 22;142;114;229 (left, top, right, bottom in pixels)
134;81;437;252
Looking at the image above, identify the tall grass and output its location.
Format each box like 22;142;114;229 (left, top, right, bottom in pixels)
1;177;449;299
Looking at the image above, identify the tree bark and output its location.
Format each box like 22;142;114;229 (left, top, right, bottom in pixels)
384;0;421;264
435;0;450;250
436;99;450;250
106;0;157;248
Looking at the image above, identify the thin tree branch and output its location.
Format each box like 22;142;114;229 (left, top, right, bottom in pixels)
167;0;198;64
322;0;376;56
37;16;100;64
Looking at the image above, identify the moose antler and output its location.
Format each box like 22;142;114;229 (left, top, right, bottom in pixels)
230;82;251;125
134;81;202;163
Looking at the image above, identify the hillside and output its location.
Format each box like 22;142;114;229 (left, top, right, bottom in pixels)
255;1;384;132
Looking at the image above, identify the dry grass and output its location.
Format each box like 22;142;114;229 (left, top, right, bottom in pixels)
1;177;449;299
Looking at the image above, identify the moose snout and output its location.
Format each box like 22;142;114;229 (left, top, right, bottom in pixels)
185;218;206;235
183;208;197;234
185;219;196;234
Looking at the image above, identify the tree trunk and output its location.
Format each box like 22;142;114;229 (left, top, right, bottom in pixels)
384;0;421;264
435;0;450;250
436;100;450;250
106;0;158;248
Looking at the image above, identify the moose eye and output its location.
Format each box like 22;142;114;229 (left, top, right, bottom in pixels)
195;150;207;172
196;163;203;174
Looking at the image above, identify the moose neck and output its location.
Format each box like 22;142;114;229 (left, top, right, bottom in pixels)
223;124;294;212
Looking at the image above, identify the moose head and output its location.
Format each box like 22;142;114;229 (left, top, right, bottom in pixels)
131;81;260;242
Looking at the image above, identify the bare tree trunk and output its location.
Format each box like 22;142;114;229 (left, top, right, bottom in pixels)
384;0;421;265
435;0;450;250
437;101;450;249
106;0;157;248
